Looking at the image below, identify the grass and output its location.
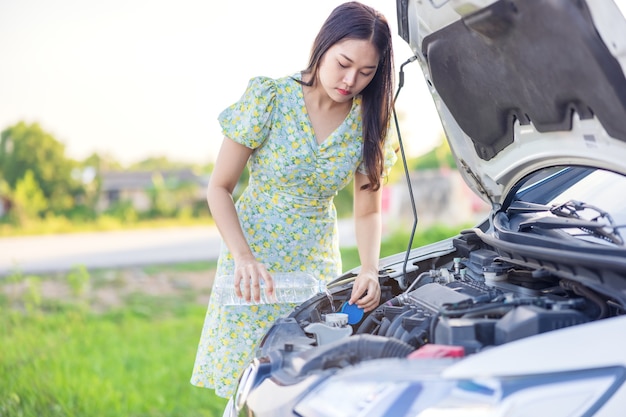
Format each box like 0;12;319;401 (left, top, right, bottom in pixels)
0;303;228;417
0;262;227;417
0;305;228;417
0;223;465;417
141;260;218;275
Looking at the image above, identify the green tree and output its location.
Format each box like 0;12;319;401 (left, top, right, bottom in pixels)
147;172;177;218
0;122;84;213
12;170;48;221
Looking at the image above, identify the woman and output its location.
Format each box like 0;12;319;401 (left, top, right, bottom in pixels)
191;1;397;399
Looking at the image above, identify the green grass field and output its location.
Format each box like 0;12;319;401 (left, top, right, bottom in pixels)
0;224;463;417
0;261;227;417
0;300;228;417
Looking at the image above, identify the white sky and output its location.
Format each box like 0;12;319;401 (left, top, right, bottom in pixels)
0;0;443;165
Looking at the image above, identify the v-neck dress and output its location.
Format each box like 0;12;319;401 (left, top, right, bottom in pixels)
190;74;397;398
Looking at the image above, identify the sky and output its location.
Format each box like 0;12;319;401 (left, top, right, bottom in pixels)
0;0;444;165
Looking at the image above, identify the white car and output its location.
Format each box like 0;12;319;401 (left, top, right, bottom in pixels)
227;0;626;415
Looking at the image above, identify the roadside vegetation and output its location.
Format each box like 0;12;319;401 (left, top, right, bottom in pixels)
0;122;215;237
0;225;462;417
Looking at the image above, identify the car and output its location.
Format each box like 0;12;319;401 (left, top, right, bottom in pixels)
225;0;626;415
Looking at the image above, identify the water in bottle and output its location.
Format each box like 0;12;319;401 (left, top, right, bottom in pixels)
212;272;326;305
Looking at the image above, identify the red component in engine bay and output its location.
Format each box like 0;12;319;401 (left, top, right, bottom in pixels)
408;344;465;359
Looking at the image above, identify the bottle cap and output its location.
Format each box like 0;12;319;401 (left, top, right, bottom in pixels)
340;302;364;324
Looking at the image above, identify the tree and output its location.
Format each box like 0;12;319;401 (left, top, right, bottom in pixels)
0;122;84;213
147;172;177;217
12;170;48;222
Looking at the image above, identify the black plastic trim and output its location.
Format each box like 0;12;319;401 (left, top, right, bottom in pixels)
422;0;626;160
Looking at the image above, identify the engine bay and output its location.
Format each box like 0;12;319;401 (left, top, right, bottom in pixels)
254;225;624;383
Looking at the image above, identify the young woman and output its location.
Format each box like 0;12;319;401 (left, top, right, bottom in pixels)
191;1;397;399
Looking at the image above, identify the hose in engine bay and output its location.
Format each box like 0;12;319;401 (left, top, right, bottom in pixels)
292;334;415;376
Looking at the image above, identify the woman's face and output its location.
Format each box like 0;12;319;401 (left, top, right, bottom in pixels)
317;38;380;103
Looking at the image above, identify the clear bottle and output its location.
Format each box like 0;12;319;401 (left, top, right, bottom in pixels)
211;272;327;305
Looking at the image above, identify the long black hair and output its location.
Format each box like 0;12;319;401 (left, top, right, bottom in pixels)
299;1;394;191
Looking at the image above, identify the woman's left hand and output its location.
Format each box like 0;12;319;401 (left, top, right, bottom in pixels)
348;269;381;312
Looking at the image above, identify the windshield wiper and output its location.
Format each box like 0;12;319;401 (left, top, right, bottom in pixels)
518;200;624;245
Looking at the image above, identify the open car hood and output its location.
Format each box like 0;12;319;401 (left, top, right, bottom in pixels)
397;0;626;207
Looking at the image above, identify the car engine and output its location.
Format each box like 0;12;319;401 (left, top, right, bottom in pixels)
253;224;622;384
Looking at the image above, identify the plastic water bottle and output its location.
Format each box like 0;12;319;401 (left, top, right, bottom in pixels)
211;272;327;305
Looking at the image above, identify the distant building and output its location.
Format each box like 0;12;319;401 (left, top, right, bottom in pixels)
97;168;208;212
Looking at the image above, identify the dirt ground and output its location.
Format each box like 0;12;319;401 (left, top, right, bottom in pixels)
1;265;217;312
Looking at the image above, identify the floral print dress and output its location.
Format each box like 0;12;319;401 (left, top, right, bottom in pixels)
190;73;397;398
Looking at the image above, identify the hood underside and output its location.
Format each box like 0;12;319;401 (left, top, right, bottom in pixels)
398;0;626;206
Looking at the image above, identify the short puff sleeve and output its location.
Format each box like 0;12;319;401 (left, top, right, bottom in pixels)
218;76;276;149
357;135;399;177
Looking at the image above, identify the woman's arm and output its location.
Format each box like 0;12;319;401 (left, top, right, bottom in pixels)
207;137;274;302
348;171;383;312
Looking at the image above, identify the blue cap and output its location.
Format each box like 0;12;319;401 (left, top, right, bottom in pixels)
340;302;364;324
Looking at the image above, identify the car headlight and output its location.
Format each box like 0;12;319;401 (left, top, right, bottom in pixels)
294;366;625;417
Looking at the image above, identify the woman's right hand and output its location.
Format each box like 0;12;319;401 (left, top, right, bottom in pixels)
208;137;276;303
233;257;275;303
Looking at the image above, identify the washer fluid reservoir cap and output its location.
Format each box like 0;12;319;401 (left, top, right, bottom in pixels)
340;302;364;324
